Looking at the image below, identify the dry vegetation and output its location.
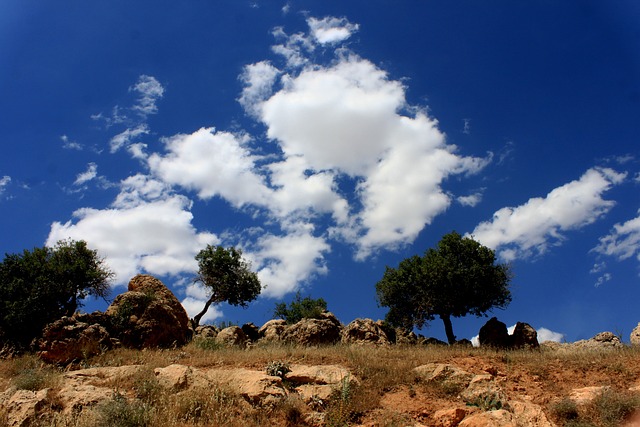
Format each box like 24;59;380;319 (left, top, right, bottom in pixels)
2;342;640;426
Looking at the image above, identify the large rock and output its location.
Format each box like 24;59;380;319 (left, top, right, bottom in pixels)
478;317;509;348
216;326;248;347
2;388;52;427
341;318;391;345
105;274;191;349
458;409;516;427
509;322;539;349
241;322;260;343
631;323;640;346
258;319;288;342
38;313;117;364
283;312;342;345
572;332;625;350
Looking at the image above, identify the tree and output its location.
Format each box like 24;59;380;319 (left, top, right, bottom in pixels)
191;245;261;327
274;292;328;324
0;239;113;347
376;231;512;344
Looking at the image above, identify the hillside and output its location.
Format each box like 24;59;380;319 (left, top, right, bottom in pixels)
2;342;640;427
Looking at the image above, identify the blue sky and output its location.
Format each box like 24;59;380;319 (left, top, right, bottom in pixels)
2;1;639;343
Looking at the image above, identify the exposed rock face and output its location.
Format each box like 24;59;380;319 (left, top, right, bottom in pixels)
283;312;342;345
37;313;117;364
105;274;191;349
478;317;510;348
2;388;51;427
631;322;640;346
341;318;391;345
216;326;248;347
258;319;288;342
572;332;625;350
510;322;539;349
395;328;418;345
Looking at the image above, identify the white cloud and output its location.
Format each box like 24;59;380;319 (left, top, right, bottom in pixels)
248;223;331;298
47;175;218;287
130;75;164;116
110;124;149;153
458;190;484;207
594;273;612;287
307;16;359;44
61;135;83;151
148;127;272;207
471;167;626;260
0;176;11;195
74;163;98;186
238;61;280;117
593;209;640;262
181;297;223;324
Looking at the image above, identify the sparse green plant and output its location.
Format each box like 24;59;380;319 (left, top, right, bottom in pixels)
266;360;291;378
95;392;151;427
10;356;58;391
589;388;640;427
191;336;223;351
550;398;580;422
169;386;239;424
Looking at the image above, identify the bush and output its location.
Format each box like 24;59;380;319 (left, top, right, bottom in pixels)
266;360;291;378
95;393;151;427
274;292;328;324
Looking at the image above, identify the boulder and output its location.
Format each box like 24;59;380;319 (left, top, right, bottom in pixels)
432;408;468;427
241;322;260;343
572;332;625;350
341;318;391;345
2;388;52;427
413;363;474;390
509;322;539;349
194;324;219;338
630;322;640;346
283;312;342;345
216;326;248;347
478;317;509;348
395;328;418;345
105;274;191;349
458;409;516;427
37;314;116;364
205;368;286;405
258;319;288;342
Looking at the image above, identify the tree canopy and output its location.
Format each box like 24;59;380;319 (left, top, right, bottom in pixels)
274;292;328;324
376;231;512;344
0;239;113;347
191;245;261;327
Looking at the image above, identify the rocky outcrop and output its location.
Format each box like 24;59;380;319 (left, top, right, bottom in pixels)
105;274;191;349
258;319;288;342
478;317;510;348
215;326;248;347
194;324;219;338
572;332;625;350
283;312;342;345
341;318;391;345
37;313;117;365
241;322;260;343
630;322;640;346
478;318;539;349
510;322;539;349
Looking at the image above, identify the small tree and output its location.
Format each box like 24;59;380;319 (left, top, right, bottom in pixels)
376;231;512;344
191;245;261;327
274;292;328;324
0;239;113;347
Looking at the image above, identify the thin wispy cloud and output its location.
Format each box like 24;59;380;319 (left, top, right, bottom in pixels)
471;167;626;261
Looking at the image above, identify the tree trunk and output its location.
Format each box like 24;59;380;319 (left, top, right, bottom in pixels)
440;314;456;345
192;297;214;328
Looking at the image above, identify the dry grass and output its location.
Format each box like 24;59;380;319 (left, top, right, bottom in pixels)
2;343;640;426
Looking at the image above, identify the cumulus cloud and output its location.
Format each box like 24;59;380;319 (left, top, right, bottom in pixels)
48;175;218;287
248;223;331;298
148;128;272;207
458;190;484;207
238;61;280;117
307;16;359;44
181;283;223;323
593;209;640;262
471;167;626;260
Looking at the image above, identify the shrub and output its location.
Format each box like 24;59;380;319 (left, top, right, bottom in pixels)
274;292;328;324
266;360;291;378
95;393;151;427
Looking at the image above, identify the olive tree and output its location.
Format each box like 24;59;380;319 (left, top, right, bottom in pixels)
191;245;261;327
0;239;113;347
274;292;328;324
376;231;512;344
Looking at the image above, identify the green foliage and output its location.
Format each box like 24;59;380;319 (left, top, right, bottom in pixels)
192;245;261;327
191;337;223;351
274;291;328;324
0;239;113;347
376;231;512;344
265;360;291;378
95;392;151;427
